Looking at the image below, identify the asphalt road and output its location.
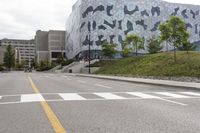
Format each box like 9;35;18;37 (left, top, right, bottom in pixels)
0;72;200;133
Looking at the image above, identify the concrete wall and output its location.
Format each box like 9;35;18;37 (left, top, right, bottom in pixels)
35;30;48;51
48;30;65;51
66;0;200;59
36;51;49;63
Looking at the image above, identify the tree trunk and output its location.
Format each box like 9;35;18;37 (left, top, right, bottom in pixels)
136;43;138;56
174;46;176;62
166;43;168;52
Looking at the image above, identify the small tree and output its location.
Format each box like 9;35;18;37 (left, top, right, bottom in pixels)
159;16;190;62
178;41;197;54
125;34;144;56
102;42;117;59
122;42;132;57
3;45;15;70
147;36;163;54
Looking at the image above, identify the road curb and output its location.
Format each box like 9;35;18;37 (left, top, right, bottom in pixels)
73;74;200;90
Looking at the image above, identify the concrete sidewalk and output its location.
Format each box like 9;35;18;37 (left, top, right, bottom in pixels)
72;74;200;90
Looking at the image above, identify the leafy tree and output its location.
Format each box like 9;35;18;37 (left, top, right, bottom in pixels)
159;16;190;62
125;34;144;56
147;36;163;54
3;45;15;70
102;42;117;59
178;41;197;54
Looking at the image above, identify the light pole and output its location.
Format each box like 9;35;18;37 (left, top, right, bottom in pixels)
88;31;91;74
60;45;64;67
28;44;31;72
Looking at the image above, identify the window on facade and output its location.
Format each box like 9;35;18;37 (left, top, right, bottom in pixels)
52;52;62;58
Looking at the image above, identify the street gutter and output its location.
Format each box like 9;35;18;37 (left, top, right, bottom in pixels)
72;74;200;90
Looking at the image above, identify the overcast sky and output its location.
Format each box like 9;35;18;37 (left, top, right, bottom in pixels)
0;0;200;40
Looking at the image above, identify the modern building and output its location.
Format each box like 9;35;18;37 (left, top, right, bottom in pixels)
0;39;35;64
35;30;66;64
66;0;200;59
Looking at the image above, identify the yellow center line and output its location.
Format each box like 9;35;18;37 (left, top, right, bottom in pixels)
28;76;67;133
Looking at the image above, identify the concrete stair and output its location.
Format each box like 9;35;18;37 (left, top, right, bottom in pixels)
59;59;99;73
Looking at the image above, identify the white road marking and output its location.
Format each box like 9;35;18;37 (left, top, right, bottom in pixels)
94;93;125;99
158;98;187;106
0;101;22;105
127;92;187;106
77;80;86;84
94;84;112;89
127;92;160;99
156;92;190;98
61;76;71;80
59;93;86;101
21;94;45;103
0;91;197;105
180;92;200;96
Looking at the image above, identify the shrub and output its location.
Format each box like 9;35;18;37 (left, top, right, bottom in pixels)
61;59;74;66
0;64;4;71
36;61;53;71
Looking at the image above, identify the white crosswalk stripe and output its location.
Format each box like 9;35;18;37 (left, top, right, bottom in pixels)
1;91;200;105
156;92;190;98
95;84;112;89
59;93;86;101
62;76;68;78
127;92;160;99
180;92;200;96
94;93;125;99
21;94;45;103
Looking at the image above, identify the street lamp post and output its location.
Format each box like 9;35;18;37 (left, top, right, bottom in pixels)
88;31;91;74
61;46;64;67
28;44;31;72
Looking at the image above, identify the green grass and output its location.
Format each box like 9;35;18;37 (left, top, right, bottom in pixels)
95;52;200;77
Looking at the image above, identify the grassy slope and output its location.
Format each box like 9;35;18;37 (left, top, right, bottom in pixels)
95;52;200;77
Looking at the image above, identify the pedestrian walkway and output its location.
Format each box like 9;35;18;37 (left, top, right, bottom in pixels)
1;91;200;105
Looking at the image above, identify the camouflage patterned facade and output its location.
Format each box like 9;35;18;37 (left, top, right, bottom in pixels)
66;0;200;59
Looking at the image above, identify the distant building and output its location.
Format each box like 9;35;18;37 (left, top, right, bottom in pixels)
0;39;35;64
35;30;66;64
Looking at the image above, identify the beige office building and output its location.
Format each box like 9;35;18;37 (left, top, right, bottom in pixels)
0;39;35;64
35;30;66;64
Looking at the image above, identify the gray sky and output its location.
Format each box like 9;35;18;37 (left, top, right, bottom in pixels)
0;0;199;40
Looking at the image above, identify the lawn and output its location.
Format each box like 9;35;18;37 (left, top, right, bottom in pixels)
95;52;200;77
